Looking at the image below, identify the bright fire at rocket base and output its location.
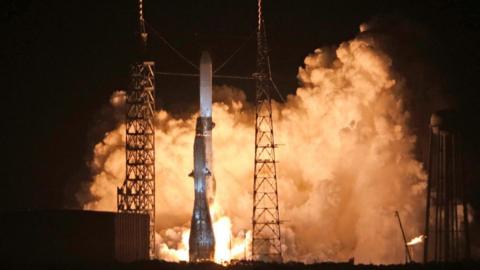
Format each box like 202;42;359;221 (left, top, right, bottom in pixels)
78;23;427;264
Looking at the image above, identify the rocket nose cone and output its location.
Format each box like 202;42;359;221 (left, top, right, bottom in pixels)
200;51;212;67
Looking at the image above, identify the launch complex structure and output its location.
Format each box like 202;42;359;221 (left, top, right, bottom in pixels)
116;0;283;261
117;0;156;259
115;0;471;264
251;0;283;262
424;111;471;262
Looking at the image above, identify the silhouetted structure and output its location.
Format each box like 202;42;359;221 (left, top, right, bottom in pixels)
252;0;282;262
424;110;471;262
117;0;156;258
0;210;149;263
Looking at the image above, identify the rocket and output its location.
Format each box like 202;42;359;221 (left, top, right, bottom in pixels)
188;51;216;262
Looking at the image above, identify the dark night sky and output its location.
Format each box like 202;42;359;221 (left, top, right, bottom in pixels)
2;0;479;233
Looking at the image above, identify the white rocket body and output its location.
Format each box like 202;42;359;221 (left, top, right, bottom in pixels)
199;52;215;204
189;51;216;261
200;52;212;118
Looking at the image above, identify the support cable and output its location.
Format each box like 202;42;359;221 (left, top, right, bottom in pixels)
144;1;286;104
257;4;286;103
270;78;286;103
156;71;253;80
145;20;199;70
214;30;256;74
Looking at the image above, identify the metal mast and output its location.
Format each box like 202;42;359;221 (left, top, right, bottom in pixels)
252;0;282;262
117;0;156;259
395;211;413;263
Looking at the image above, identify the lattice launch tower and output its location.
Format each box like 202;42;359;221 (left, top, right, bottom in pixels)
117;0;156;259
251;0;283;262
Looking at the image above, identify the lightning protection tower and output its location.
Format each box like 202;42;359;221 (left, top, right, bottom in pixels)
424;110;470;262
251;0;282;262
117;0;156;259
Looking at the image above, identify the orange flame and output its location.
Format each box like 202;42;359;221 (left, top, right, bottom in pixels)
407;235;426;246
155;202;251;263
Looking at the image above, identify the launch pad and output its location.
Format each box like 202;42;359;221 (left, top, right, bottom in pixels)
112;0;472;265
117;0;284;263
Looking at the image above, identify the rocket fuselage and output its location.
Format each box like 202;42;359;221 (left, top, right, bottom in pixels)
189;52;216;262
199;52;215;205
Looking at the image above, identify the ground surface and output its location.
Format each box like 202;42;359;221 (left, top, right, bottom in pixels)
4;260;480;270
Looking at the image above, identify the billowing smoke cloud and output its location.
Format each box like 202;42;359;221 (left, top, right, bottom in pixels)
76;25;427;264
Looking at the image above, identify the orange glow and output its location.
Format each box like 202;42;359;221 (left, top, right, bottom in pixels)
155;206;251;264
77;24;427;264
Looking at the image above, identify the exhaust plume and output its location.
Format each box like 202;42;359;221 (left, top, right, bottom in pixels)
77;24;426;264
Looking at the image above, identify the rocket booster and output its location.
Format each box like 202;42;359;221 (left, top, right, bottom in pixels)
189;51;216;262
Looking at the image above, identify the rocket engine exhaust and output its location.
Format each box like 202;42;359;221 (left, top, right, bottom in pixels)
188;51;216;261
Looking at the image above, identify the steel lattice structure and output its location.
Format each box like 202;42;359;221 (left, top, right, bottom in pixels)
251;0;282;262
424;111;470;262
118;61;156;259
117;0;156;259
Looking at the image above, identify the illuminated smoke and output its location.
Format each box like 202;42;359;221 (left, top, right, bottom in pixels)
109;90;127;107
77;25;427;264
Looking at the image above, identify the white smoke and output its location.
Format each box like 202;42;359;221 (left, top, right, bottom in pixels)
77;25;427;264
